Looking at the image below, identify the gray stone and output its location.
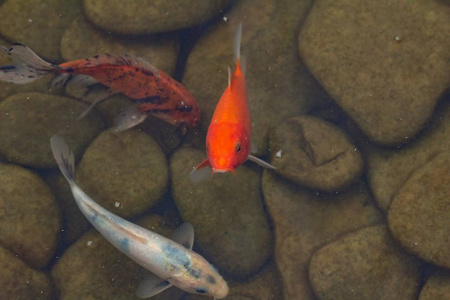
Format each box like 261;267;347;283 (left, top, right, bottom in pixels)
41;169;90;246
262;171;382;299
388;151;450;269
0;92;104;168
419;269;450;300
0;0;82;61
309;225;421;300
170;146;273;279
0;163;61;269
269;115;363;192
367;101;450;211
83;0;233;35
183;0;330;154
61;15;179;75
0;245;53;299
52;214;184;300
77;129;169;218
299;0;450;146
185;261;283;300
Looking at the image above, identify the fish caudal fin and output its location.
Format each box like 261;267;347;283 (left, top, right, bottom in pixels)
189;159;212;183
0;44;57;84
233;23;246;74
50;135;75;184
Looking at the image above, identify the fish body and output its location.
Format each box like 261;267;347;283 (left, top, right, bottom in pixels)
50;135;228;299
0;45;200;129
190;24;275;183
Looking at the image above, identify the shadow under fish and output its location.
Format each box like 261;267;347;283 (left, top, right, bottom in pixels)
50;135;228;299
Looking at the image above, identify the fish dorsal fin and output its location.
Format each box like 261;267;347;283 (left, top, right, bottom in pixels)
189;159;212;183
247;154;276;169
136;273;172;298
227;66;231;86
85;54;161;78
172;222;194;250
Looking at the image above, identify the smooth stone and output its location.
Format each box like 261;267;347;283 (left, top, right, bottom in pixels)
0;92;104;168
309;225;421;300
170;146;273;279
0;37;63;102
269;115;363;192
77;129;169;218
388;151;450;269
0;0;82;61
61;15;179;75
52;214;184;300
185;261;283;300
41;169;90;246
262;171;383;299
367;100;450;211
299;0;450;145
419;269;450;300
0;245;53;299
183;0;330;154
83;0;233;35
0;163;61;269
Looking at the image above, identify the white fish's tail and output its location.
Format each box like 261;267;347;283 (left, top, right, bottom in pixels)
50;135;75;183
0;43;58;84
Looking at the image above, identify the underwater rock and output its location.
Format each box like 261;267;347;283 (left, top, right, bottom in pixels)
76;129;169;218
170;146;273;279
0;0;82;61
299;0;450;146
388;151;450;269
83;0;233;35
309;225;421;300
61;15;179;75
184;261;283;300
183;0;330;154
0;245;53;299
52;214;184;300
367;101;450;211
41;169;90;246
269;115;363;192
262;171;382;299
0;92;104;168
0;163;61;269
419;269;450;300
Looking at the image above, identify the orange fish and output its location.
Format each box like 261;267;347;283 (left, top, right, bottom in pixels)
0;45;200;131
190;24;275;183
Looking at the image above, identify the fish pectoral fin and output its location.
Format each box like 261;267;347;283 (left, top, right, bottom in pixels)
114;104;148;132
136;273;172;299
77;89;118;120
189;159;212;184
250;139;258;154
172;222;194;250
247;154;276;170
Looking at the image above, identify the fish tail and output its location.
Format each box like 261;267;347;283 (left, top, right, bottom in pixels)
0;43;58;84
233;23;245;74
50;135;75;184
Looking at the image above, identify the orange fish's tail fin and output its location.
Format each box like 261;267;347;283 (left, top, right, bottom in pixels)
233;23;245;75
0;43;58;84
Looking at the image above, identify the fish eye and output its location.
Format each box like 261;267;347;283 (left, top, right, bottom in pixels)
235;142;242;153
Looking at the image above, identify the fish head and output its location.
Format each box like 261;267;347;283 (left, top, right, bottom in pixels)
172;252;229;299
206;123;250;173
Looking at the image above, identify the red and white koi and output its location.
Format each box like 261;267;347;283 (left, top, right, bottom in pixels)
0;45;200;131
